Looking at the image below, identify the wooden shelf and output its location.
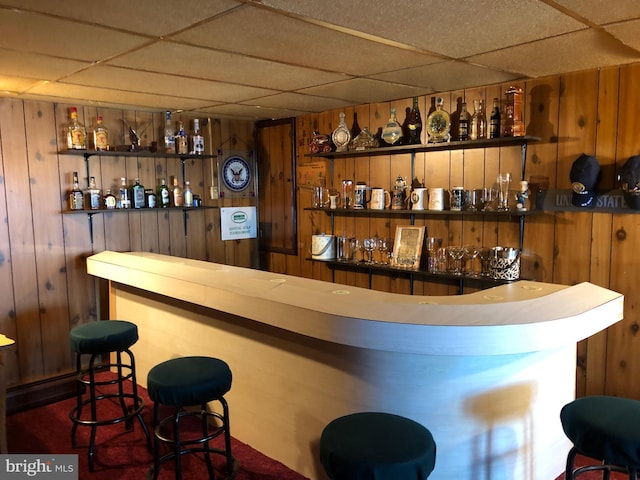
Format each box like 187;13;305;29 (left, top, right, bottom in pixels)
305;207;537;218
60;149;215;160
62;206;217;215
304;135;540;159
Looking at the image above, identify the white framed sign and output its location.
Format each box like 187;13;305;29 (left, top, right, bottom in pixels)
220;206;257;240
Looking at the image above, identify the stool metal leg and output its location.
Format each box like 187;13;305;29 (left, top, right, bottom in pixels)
220;396;233;475
201;403;215;479
87;353;99;471
173;406;183;480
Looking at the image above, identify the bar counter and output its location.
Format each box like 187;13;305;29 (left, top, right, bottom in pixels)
87;251;624;480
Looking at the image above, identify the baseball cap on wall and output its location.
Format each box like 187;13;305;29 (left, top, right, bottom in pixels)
618;155;640;192
570;154;600;208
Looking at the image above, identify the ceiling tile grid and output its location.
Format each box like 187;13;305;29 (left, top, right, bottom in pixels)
0;0;639;120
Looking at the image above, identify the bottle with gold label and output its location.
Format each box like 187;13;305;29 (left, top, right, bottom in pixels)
67;107;86;150
426;97;450;143
407;97;422;145
173;177;183;207
92;115;109;151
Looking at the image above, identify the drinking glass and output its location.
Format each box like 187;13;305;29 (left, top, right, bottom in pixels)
463;245;480;276
363;237;378;264
498;173;511;211
378;237;392;265
478;248;492;276
448;246;465;275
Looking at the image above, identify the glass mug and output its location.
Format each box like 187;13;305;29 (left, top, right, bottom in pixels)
341;179;354;208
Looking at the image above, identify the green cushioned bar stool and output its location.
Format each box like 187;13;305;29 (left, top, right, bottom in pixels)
320;412;436;480
146;356;234;480
561;396;640;479
69;320;151;471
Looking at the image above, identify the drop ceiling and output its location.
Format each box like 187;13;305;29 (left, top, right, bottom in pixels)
1;0;639;120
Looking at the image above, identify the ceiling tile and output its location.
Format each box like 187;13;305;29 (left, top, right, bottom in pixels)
197;103;309;120
0;8;150;61
370;61;522;92
243;92;355;112
108;41;350;91
64;65;279;102
255;0;586;58
0;0;242;37
606;19;640;52
0;75;45;94
172;6;444;76
298;78;429;104
552;0;640;25
466;29;640;78
0;49;90;81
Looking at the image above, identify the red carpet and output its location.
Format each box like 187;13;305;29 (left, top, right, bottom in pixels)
7;376;310;480
5;376;629;479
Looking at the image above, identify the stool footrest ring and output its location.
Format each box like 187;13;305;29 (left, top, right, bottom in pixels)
69;393;145;427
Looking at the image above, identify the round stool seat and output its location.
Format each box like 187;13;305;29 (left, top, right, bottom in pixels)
147;356;232;407
561;396;640;468
320;412;436;480
70;320;138;354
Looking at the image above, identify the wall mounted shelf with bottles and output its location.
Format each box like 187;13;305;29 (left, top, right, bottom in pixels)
305;135;540;293
59;149;216;243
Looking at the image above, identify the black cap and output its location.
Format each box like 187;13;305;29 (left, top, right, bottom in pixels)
618;156;640;192
570;154;600;208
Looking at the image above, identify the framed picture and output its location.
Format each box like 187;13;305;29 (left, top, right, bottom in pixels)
392;226;425;268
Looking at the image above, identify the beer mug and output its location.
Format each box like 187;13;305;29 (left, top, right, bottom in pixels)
428;187;444;211
410;188;428;210
450;187;464;211
312;186;328;208
354;182;370;209
370;188;391;210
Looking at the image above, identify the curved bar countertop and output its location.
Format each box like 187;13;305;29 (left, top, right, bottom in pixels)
87;251;624;479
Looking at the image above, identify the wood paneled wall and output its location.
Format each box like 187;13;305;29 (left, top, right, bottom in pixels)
263;63;640;399
0;98;257;393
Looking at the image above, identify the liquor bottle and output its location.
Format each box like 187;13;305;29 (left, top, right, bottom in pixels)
331;112;351;152
470;100;487;140
164;111;175;154
132;178;145;209
69;171;84;210
87;176;101;210
426;97;450;143
67;107;87;150
458;102;470;141
489;98;501;139
92;115;109;151
350;112;361;139
157;178;171;208
175;121;188;155
118;177;131;209
407;97;423;145
191;119;205;155
183;180;194;207
145;189;156;208
103;189;117;209
172;177;183;207
381;107;403;145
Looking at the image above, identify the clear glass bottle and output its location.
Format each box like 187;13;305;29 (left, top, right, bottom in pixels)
470;100;487;140
489;98;501;139
191;119;205;155
172;177;183;207
183;180;194;207
157;178;171;208
407;97;423;145
118;177;131;209
87;176;101;210
103;188;117;209
132;178;145;209
164;111;175;154
175;121;188;155
458;102;469;141
331;112;351;152
92;115;109;151
67;107;86;150
381;107;403;145
69;171;84;210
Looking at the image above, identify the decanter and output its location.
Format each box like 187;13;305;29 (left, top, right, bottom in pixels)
332;112;351;152
381;107;403;146
426;97;450;143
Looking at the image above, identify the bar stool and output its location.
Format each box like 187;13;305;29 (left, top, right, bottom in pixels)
561;396;640;479
146;356;234;480
69;320;150;471
320;412;436;480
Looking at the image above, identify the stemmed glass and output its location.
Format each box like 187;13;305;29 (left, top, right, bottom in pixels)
378;237;392;265
463;245;480;276
363;236;378;264
448;246;465;275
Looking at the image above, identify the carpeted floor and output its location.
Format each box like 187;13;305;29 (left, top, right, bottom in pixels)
5;376;629;479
